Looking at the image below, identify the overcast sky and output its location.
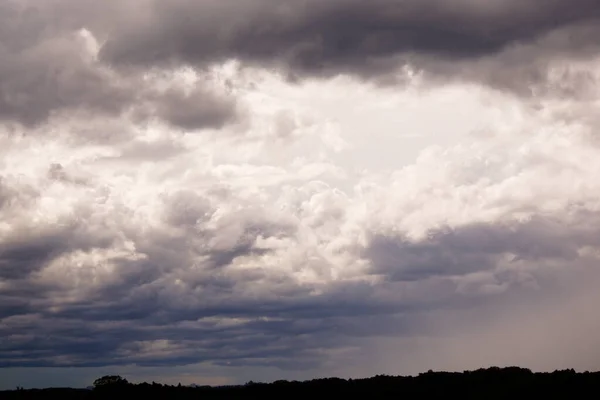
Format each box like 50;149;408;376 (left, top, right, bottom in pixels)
2;0;600;390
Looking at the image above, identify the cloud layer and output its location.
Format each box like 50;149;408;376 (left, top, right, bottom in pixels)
1;0;600;389
97;0;600;91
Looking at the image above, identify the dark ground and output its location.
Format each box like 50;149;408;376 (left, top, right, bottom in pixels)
2;367;599;399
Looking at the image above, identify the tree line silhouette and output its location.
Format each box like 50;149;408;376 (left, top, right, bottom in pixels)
2;367;600;399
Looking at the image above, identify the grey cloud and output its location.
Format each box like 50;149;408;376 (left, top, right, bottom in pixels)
364;215;595;282
96;0;600;92
0;216;117;282
203;219;292;270
2;210;599;371
4;161;600;373
4;0;600;382
0;289;424;369
0;215;492;369
115;139;188;161
0;178;17;210
417;20;600;96
0;232;72;280
3;0;597;130
0;185;433;369
135;87;240;131
47;163;89;185
0;1;240;130
0;18;133;126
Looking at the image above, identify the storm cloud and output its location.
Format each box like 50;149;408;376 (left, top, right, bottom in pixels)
1;0;600;390
0;0;240;129
97;0;600;91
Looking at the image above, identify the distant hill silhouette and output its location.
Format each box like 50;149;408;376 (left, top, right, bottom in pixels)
2;367;599;399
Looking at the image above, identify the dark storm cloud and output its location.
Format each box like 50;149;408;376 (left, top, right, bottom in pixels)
3;203;600;370
0;187;440;370
0;220;116;281
365;215;594;282
0;285;427;369
0;1;240;130
97;0;600;91
0;0;130;126
3;0;597;129
135;87;240;131
0;233;72;280
3;0;600;382
3;157;600;372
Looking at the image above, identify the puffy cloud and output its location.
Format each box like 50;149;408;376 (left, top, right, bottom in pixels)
3;82;600;374
2;0;600;389
0;1;240;130
96;0;600;92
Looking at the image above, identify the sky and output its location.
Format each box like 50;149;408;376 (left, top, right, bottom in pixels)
1;0;600;390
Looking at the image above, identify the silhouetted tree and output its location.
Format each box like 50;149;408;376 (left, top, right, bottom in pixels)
93;375;129;390
3;367;600;399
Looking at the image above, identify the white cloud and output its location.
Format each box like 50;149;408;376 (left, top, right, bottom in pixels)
2;10;600;386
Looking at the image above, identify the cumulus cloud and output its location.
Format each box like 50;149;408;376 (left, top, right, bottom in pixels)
95;0;600;93
1;0;600;390
0;1;240;130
